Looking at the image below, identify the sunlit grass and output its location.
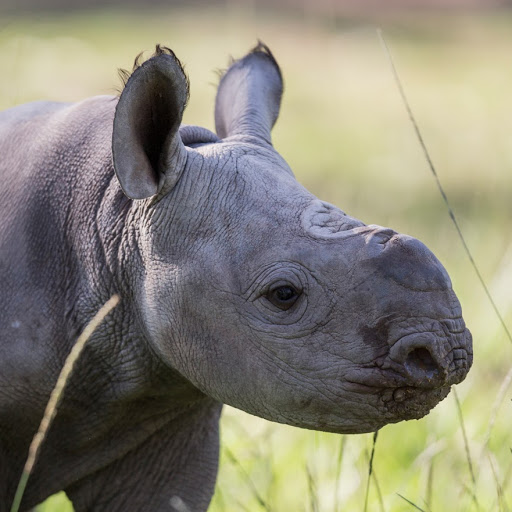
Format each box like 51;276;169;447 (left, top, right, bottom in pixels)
37;492;73;512
1;5;510;511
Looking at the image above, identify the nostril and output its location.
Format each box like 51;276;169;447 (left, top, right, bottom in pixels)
405;347;440;382
389;333;456;387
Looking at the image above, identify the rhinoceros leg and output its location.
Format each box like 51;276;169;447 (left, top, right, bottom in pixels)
65;401;222;512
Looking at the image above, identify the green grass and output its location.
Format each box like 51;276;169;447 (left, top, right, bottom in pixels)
37;493;73;512
1;5;511;511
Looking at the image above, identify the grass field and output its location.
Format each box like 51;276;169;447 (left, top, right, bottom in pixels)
1;4;511;511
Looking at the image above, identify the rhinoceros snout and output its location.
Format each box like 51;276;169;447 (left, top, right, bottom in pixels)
389;328;472;388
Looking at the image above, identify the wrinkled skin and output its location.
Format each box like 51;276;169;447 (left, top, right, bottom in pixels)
0;45;472;511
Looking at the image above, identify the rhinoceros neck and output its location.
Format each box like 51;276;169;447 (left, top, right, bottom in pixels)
0;97;223;509
55;103;202;403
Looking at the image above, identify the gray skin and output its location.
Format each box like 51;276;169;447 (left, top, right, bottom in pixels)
0;44;472;511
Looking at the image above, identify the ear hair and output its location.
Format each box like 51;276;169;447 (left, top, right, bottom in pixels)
117;45;190;99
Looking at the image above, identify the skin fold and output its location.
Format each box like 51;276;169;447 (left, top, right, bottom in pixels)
0;44;472;511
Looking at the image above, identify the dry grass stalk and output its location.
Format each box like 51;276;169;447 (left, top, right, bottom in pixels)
9;294;120;512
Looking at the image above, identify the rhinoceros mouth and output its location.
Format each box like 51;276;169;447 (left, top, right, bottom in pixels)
344;371;452;421
380;384;451;419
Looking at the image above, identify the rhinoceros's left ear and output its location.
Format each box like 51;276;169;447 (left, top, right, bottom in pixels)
215;42;283;144
113;46;188;200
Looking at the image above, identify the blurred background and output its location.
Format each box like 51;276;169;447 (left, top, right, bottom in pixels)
1;0;511;510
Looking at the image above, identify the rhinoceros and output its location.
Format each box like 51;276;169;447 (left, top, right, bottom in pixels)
0;44;472;511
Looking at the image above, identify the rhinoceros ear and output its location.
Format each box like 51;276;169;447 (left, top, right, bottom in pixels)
113;46;188;200
214;42;283;144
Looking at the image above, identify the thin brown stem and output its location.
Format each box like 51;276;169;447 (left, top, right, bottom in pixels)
9;295;120;512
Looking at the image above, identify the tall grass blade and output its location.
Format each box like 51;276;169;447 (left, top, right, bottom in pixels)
262;426;276;506
305;463;319;512
377;28;512;346
334;435;346;512
425;456;434;512
458;480;480;512
9;294;120;512
453;389;481;511
453;389;476;487
488;453;504;512
497;457;512;512
481;366;512;458
363;430;379;512
396;493;427;512
233;499;252;512
474;366;512;494
372;464;385;512
224;446;271;511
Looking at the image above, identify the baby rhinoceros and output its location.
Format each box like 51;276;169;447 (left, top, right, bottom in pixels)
0;44;472;511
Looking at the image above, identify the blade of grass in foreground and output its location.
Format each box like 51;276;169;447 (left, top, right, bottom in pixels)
453;390;476;485
425;455;434;512
487;453;505;512
10;295;120;512
363;430;379;512
371;458;385;512
396;493;427;512
453;389;481;511
478;366;512;475
490;454;512;511
224;446;271;511
333;435;346;512
305;463;319;512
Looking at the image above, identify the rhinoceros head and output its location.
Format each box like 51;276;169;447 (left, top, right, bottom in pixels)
112;44;472;433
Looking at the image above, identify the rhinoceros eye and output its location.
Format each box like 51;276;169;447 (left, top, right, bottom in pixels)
267;285;300;311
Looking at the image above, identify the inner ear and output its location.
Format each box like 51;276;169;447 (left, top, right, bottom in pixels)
134;71;178;175
113;48;189;200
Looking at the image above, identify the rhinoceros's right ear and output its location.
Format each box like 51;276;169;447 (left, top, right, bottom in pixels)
112;46;188;200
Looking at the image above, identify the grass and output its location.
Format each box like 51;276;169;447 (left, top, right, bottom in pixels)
1;4;511;511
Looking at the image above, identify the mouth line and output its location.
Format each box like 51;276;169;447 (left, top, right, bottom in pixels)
344;378;451;416
344;378;450;397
